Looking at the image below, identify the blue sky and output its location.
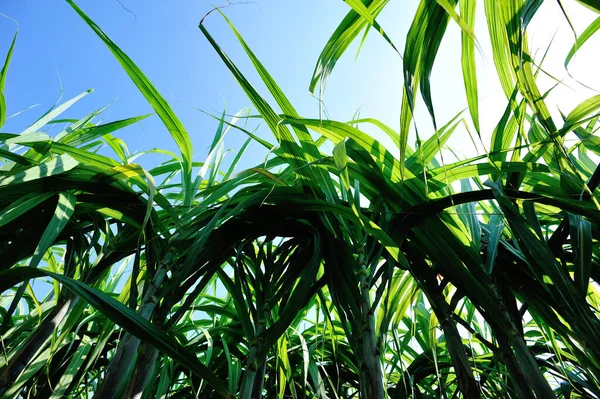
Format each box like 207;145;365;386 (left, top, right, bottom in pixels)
1;1;598;171
0;1;410;170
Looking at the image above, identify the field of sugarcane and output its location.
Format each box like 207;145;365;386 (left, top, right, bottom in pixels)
2;0;600;398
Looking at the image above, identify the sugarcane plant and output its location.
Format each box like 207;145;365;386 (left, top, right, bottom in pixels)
1;0;600;398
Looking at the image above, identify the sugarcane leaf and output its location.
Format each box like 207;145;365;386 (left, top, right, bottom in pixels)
568;213;593;297
0;31;17;129
565;16;600;68
0;154;79;187
0;267;233;398
67;0;194;205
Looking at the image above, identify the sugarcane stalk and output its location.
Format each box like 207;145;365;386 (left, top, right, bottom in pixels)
358;251;384;399
422;274;482;399
240;294;266;399
0;295;78;396
93;263;167;399
122;343;159;399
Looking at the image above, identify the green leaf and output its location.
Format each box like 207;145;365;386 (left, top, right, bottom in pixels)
4;131;52;145
21;90;92;137
0;267;233;398
343;0;398;53
0;154;79;188
309;0;390;93
458;0;480;132
67;0;194;204
575;0;600;14
405;111;462;171
401;0;456;173
565;16;600;68
0;192;55;228
203;11;338;202
483;0;515;98
199;19;334;200
0;31;16;92
60;114;152;147
333;139;348;172
568;213;593;297
484;214;504;274
29;192;76;268
562;94;600;134
0;31;17;129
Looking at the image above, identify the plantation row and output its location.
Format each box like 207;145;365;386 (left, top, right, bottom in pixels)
1;1;600;398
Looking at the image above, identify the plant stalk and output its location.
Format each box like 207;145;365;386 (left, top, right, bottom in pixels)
0;295;78;396
94;265;167;399
358;252;384;399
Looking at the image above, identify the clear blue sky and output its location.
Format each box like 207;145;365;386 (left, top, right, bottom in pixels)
1;1;597;169
0;1;415;169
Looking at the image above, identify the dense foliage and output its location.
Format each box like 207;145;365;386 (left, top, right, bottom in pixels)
2;0;600;398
